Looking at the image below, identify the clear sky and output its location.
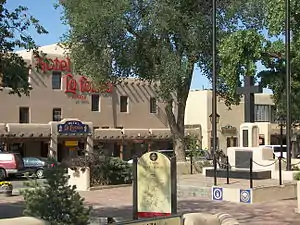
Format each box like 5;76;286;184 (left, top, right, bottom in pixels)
5;0;271;92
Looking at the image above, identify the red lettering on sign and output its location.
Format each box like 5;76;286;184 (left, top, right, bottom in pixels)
35;57;71;73
79;76;92;93
64;74;77;94
63;74;113;99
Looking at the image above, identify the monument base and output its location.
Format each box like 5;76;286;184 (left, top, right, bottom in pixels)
205;168;271;180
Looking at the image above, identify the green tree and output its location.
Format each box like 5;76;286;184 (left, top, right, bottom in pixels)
0;0;47;96
58;0;242;161
218;0;300;122
21;160;91;225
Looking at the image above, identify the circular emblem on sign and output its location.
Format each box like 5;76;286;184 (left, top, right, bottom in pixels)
149;152;158;161
213;188;222;200
240;190;250;203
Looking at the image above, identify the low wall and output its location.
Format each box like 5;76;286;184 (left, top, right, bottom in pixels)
68;167;90;191
0;217;49;225
211;183;297;204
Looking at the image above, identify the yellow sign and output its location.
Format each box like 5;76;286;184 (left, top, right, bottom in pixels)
65;141;79;147
137;152;171;215
114;215;182;225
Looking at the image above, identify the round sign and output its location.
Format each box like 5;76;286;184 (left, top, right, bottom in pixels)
240;190;250;203
213;188;222;200
149;152;158;161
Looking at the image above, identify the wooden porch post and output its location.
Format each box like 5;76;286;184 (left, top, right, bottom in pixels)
120;137;124;160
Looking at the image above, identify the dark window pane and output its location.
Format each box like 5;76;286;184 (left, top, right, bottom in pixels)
52;71;62;89
19;107;29;123
91;95;100;111
120;96;128;112
150;97;157;113
52;108;62;121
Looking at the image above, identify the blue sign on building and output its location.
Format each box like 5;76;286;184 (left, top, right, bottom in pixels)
57;120;90;134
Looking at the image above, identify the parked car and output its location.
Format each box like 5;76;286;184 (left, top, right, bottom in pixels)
0;152;25;180
23;157;53;179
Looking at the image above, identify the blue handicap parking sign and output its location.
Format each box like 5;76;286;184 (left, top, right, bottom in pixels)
240;189;251;204
212;187;223;201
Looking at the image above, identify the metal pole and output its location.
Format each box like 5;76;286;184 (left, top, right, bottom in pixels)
279;124;283;185
212;0;217;186
285;0;291;170
190;154;193;174
226;156;229;184
249;158;253;189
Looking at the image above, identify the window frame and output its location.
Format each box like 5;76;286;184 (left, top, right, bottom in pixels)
150;97;157;114
52;108;62;121
19;107;30;123
254;104;276;122
91;94;100;112
51;71;62;90
120;96;129;113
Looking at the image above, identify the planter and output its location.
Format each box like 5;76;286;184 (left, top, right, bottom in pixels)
0;189;12;197
0;182;13;197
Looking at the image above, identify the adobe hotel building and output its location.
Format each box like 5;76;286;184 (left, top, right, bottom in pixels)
0;44;200;161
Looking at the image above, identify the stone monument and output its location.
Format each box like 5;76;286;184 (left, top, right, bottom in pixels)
205;76;274;179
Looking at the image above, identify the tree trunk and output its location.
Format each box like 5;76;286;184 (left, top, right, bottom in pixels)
165;101;186;162
173;134;186;161
164;59;194;161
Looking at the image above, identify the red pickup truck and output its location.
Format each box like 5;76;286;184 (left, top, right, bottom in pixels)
0;152;25;180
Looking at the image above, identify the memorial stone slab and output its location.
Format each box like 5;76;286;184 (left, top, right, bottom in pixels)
235;151;253;169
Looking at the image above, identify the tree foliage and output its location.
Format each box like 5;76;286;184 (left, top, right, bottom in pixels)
218;0;300;122
21;159;91;225
0;0;47;96
58;0;244;160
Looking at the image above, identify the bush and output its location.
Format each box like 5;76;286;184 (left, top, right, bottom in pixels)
294;171;300;180
21;159;91;225
64;150;132;186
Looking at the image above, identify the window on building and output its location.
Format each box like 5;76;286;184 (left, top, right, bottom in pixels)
226;137;238;147
91;94;100;111
150;97;157;113
19;107;29;123
52;71;62;89
120;96;129;112
52;108;62;121
254;104;276;122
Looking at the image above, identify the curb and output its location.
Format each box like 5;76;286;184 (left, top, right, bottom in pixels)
89;184;132;191
178;185;211;198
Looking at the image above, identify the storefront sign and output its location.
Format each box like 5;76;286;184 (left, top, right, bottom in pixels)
35;57;71;73
65;140;79;147
137;152;172;218
57;120;90;134
115;215;182;225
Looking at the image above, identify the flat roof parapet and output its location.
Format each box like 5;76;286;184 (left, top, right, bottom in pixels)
6;123;51;137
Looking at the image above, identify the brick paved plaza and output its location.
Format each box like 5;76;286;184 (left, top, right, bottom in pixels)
1;174;300;224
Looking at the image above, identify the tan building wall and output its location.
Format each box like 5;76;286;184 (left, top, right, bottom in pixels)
185;90;277;151
0;44;168;129
0;44;203;160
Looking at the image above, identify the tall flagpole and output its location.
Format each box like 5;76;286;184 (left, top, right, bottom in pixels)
212;0;218;185
285;0;291;170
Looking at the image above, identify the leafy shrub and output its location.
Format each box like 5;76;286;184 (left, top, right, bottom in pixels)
294;171;300;180
21;158;91;225
63;150;132;186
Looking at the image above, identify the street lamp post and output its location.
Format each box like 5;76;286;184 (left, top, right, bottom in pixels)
209;113;220;186
211;0;217;186
285;0;291;170
278;116;286;185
